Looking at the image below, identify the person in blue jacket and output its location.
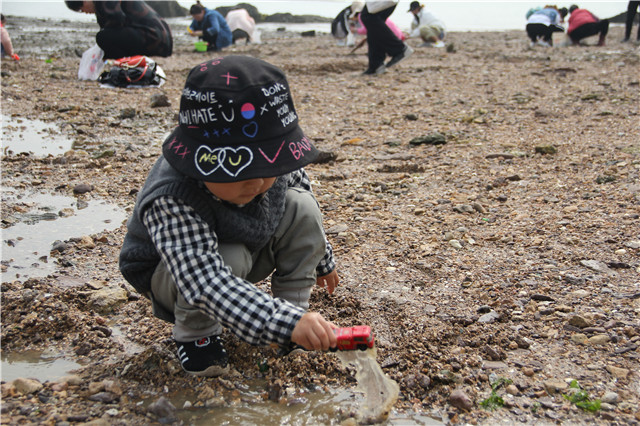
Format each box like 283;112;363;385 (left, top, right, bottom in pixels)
188;1;232;51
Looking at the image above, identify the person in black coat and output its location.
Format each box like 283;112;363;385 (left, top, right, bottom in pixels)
65;0;173;59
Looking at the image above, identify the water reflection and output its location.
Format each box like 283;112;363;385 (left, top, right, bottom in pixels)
1;115;73;157
1;349;82;383
1;188;126;282
156;384;443;425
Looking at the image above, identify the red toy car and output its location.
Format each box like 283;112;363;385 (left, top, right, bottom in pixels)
331;326;375;351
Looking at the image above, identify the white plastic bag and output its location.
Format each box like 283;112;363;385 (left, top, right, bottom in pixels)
366;0;398;14
78;45;105;81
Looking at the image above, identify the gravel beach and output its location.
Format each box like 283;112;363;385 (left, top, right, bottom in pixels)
1;15;640;425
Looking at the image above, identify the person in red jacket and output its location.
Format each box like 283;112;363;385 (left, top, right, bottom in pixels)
567;4;609;46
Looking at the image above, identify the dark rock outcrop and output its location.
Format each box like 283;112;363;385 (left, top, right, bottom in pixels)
146;1;188;18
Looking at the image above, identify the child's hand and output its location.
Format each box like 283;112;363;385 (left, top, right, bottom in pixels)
316;270;339;295
291;312;337;351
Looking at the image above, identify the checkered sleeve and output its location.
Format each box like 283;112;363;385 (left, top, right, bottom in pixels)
142;196;305;346
287;169;336;277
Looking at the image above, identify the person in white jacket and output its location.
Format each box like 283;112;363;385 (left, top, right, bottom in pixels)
407;1;446;47
225;7;256;44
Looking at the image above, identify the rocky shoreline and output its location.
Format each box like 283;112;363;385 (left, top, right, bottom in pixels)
2;14;640;426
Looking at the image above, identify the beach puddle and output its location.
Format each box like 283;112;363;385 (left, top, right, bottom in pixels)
1;349;83;383
152;379;442;426
1;115;73;157
1;188;127;283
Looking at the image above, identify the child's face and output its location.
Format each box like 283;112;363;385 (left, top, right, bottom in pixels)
204;177;277;205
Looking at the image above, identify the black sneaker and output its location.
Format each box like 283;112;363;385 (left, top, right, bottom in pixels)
362;64;386;75
386;44;414;68
175;336;229;377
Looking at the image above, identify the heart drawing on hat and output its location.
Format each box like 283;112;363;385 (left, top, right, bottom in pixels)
195;145;254;178
242;121;258;138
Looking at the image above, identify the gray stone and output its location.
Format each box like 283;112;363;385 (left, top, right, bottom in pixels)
449;388;473;411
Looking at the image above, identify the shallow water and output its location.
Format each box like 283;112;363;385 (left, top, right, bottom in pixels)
1;188;127;283
1;115;74;157
1;349;83;383
158;378;443;425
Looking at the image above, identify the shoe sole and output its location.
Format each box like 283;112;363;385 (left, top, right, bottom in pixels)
184;364;229;377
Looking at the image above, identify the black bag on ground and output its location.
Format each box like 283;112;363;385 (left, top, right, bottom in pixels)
98;61;162;87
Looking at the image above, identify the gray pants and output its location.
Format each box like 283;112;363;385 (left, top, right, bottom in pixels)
149;188;326;342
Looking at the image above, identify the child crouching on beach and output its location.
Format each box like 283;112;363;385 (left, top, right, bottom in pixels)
119;55;339;376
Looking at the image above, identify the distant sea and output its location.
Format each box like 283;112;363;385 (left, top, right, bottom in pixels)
1;1;629;32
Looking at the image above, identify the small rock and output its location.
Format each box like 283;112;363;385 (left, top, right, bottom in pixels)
87;285;129;314
150;93;170;108
543;379;568;394
478;311;500;323
580;259;611;273
12;378;43;395
51;240;71;253
601;391;619;404
568;315;591;328
449;388;473;411
147;396;176;418
506;384;520;396
73;184;93;194
449;239;463;249
606;365;629;379
119;107;136;119
409;132;446;146
77;235;96;249
88;391;118;403
535;145;557;155
588;334;610;345
570;333;588;345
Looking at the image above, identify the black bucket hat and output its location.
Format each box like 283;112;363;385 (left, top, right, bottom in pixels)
163;55;318;182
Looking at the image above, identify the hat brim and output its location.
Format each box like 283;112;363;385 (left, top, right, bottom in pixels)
162;123;319;183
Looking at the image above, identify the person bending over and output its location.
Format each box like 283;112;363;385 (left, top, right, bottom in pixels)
567;4;609;46
188;1;232;51
65;0;172;59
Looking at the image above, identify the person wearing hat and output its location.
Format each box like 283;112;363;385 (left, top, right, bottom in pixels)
407;1;446;48
119;56;340;377
332;1;364;46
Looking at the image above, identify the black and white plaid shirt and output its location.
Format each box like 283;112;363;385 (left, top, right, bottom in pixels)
142;169;335;346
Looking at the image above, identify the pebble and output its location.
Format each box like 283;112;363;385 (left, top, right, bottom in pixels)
568;315;591;328
449;239;462;249
571;333;588;345
147;396;176;418
449;388;473;411
478;311;500;323
601;391;619;404
73;183;93;194
580;259;612;273
543;379;568;394
12;378;42;395
588;334;610;345
88;391;118;403
606;365;629;379
150;93;170;108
